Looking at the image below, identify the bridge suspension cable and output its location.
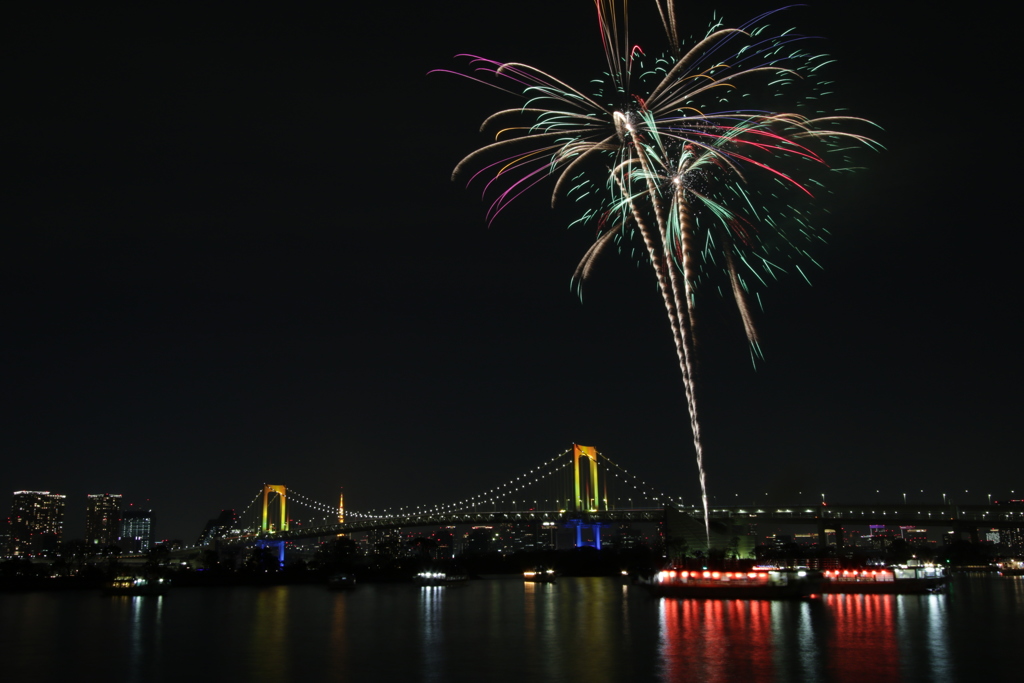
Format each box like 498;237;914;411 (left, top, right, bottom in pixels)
384;447;575;518
597;452;685;509
259;446;688;529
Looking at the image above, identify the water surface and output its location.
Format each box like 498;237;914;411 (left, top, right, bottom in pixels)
2;575;1021;682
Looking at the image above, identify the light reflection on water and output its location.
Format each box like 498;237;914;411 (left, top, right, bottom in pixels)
124;595;163;682
2;575;1022;682
250;586;288;683
419;586;444;683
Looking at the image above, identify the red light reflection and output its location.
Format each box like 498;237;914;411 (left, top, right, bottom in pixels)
824;594;899;683
659;598;774;683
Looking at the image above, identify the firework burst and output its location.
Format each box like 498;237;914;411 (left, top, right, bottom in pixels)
435;0;879;544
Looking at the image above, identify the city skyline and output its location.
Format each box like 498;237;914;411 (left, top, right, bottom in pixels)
3;2;1019;542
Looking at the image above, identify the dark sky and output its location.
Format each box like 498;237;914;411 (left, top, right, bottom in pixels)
3;2;1018;542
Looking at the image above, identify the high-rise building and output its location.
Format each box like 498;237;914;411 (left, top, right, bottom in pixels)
120;507;154;552
8;491;66;557
197;509;236;546
85;493;123;547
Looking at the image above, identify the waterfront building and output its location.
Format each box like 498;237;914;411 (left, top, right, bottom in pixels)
8;491;66;557
431;526;456;559
793;532;818;547
463;526;497;554
999;526;1024;552
365;527;402;557
868;525;897;550
901;527;929;545
197;509;236;546
85;493;123;547
120;507;155;552
610;522;644;550
994;499;1024;552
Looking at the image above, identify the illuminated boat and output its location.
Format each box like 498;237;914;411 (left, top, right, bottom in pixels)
820;564;947;594
523;568;556;583
103;577;170;596
327;572;357;590
996;559;1024;576
413;571;468;586
648;568;821;599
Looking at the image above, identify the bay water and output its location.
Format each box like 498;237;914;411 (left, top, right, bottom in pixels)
2;574;1021;682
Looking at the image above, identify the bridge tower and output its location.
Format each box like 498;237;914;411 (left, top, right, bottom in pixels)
259;485;288;568
261;485;288;533
573;444;602;513
568;444;609;549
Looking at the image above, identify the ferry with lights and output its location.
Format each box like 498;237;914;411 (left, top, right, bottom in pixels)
103;577;170;596
820;563;947;594
413;571;468;586
996;559;1024;576
647;568;822;599
523;567;557;583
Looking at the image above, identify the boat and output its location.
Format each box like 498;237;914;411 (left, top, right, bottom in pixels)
647;568;821;599
996;559;1024;576
413;571;468;586
327;572;357;590
820;564;947;594
523;568;556;583
103;577;170;596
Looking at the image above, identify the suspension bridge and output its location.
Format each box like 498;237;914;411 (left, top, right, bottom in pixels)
213;444;1024;556
226;444;683;550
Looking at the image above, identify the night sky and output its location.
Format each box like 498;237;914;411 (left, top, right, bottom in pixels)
4;2;1018;542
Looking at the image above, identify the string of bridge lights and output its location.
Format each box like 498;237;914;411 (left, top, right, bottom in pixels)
259;449;576;523
384;447;574;517
285;488;400;521
596;453;684;508
260;448;687;525
230;490;264;532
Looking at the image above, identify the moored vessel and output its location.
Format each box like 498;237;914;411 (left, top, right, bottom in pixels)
523;568;556;583
413;571;468;586
996;559;1024;576
327;572;357;590
820;563;947;594
647;568;821;599
103;577;170;596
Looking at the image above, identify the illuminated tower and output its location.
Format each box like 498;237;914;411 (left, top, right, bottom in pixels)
567;445;609;549
8;491;66;556
261;485;288;533
573;444;602;512
85;493;122;547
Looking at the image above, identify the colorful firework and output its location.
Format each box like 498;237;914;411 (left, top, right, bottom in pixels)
434;0;879;543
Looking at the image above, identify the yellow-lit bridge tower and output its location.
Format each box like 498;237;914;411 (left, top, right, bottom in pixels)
570;444;609;549
573;444;603;512
261;484;288;533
